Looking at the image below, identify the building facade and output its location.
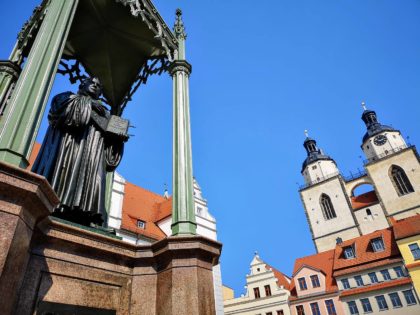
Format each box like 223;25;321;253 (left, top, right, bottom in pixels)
393;214;420;297
333;228;420;315
299;106;420;252
107;174;224;314
224;253;291;315
289;250;345;315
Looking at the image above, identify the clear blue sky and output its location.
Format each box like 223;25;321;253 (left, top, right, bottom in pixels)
1;0;419;296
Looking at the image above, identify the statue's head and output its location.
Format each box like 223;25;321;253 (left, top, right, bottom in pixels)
79;77;102;99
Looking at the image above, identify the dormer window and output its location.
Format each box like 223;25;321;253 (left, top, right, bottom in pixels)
137;220;146;229
343;246;355;259
310;275;320;288
298;277;307;290
371;237;385;252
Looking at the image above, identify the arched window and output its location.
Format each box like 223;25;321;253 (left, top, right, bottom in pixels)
320;194;337;220
390;165;414;196
366;208;372;216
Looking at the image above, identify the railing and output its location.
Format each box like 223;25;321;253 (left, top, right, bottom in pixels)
299;172;340;190
343;169;367;182
363;144;412;165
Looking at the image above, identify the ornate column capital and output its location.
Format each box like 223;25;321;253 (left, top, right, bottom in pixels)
0;61;21;80
169;60;192;76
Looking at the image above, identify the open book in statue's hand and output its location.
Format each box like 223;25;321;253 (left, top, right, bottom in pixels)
106;115;129;141
90;111;129;141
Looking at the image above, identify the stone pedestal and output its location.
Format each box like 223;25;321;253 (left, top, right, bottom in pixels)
0;163;221;314
0;161;59;315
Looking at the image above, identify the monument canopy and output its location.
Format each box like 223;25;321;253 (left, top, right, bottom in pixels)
62;0;178;111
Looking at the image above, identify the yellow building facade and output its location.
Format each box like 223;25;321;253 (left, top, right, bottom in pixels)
393;215;420;296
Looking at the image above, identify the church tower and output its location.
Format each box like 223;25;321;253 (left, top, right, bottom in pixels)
360;104;420;220
299;134;361;253
360;102;406;161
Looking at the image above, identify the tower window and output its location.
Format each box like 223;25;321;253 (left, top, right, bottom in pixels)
253;287;260;299
366;208;372;216
390;165;414;196
320;194;337;220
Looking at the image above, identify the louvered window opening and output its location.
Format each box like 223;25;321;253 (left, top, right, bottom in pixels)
320;194;337;220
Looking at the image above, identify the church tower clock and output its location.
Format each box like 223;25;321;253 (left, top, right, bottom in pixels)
360;102;406;162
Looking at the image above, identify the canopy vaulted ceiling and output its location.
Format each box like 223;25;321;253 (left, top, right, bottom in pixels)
63;0;177;107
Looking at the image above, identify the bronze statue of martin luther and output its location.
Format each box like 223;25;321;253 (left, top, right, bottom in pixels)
32;77;129;226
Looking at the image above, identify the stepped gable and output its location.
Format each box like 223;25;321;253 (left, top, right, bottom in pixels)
289;249;337;297
265;263;291;290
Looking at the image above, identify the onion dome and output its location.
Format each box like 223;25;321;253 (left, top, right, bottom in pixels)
301;131;335;173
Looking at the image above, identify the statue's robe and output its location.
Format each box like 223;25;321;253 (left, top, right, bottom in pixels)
32;92;122;221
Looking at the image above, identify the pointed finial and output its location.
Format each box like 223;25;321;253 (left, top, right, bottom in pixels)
304;130;309;138
174;8;186;40
361;101;367;111
164;183;169;199
254;251;259;257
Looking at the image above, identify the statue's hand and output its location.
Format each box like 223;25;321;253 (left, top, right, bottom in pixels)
92;101;106;116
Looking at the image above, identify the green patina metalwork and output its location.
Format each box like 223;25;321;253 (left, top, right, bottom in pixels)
0;0;79;168
171;10;197;236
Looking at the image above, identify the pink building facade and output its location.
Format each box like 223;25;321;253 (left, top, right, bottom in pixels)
289;250;345;315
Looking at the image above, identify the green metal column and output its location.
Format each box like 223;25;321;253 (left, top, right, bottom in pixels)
170;9;197;235
0;0;79;168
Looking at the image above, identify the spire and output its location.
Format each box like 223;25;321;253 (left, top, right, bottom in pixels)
360;104;396;143
174;9;186;60
303;131;317;154
163;183;169;199
301;134;336;174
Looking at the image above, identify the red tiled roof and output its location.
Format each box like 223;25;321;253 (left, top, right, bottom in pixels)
351;191;379;210
265;264;291;290
120;182;170;240
392;214;420;240
333;228;400;273
28;142;41;169
290;249;337;297
333;257;402;277
340;277;412;297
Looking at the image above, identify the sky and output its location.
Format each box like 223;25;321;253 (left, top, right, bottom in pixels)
1;0;419;296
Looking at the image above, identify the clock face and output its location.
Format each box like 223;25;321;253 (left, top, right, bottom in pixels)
373;135;387;146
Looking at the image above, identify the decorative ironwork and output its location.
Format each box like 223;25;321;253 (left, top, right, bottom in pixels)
15;0;49;64
57;57;171;116
57;59;87;84
299;172;340;190
363;144;412;165
115;0;178;62
117;57;170;115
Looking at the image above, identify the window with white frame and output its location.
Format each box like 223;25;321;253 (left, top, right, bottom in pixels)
137;219;146;229
371;237;385;252
343;246;355;259
389;292;402;308
409;243;420;260
375;295;388;311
